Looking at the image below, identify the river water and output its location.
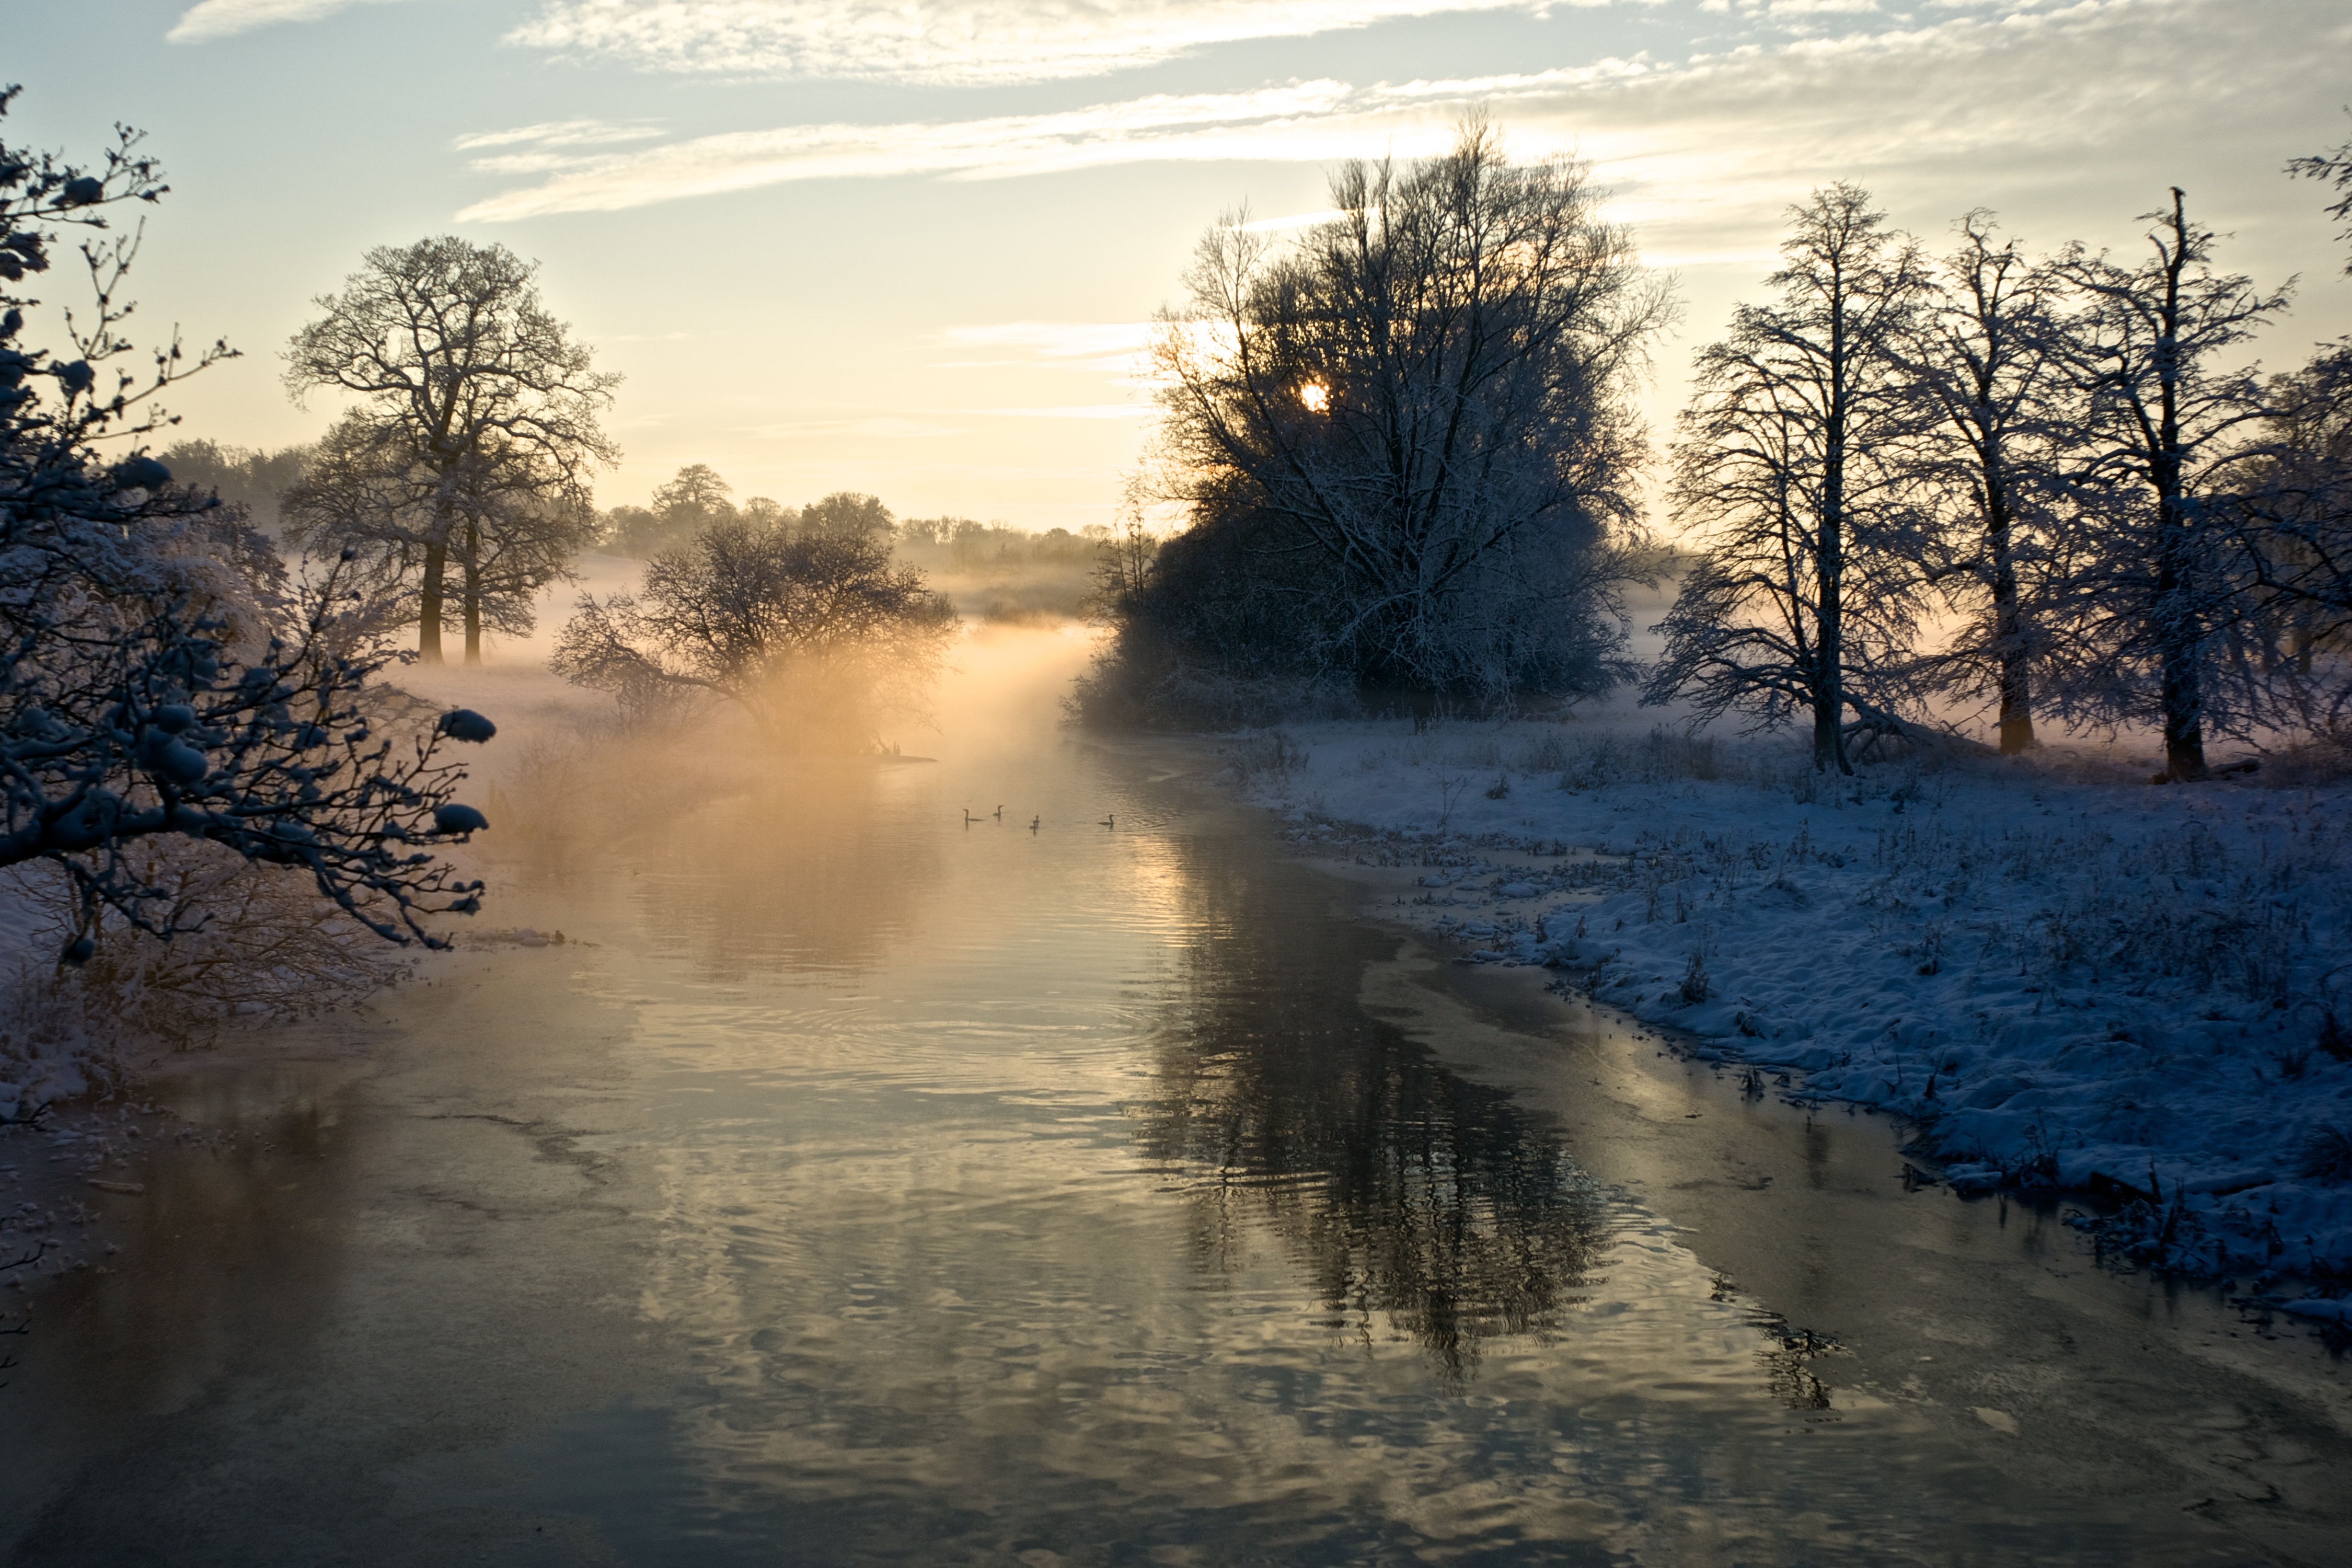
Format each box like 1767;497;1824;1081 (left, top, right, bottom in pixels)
2;629;2347;1565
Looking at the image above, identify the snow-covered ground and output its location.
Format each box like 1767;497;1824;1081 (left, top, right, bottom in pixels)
1223;708;2352;1294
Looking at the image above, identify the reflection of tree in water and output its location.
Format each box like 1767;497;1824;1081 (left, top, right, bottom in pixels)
1714;1276;1847;1412
1754;1320;1847;1411
1131;836;1611;1379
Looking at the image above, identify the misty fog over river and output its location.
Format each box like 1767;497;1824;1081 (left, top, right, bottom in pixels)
3;626;2347;1566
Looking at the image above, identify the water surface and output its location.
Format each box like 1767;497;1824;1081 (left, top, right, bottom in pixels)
2;632;2346;1565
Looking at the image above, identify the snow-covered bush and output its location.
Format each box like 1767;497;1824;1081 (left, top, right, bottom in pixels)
5;846;412;1051
1;89;495;970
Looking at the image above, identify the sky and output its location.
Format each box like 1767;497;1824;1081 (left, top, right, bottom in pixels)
7;0;2350;532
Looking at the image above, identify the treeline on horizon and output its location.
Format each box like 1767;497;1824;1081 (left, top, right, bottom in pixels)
1078;119;2352;783
164;443;1108;591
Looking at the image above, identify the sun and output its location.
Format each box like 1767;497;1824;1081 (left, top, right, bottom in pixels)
1298;383;1330;413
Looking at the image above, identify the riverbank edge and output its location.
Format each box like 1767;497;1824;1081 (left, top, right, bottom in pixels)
1152;717;2352;1310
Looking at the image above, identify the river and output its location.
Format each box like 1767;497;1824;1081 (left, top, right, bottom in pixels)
2;627;2346;1565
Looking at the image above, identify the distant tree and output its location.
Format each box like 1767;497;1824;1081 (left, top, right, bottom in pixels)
0;87;493;959
1900;214;2076;754
1143;119;1669;717
799;490;893;540
2044;190;2291;780
598;503;657;554
158;439;312;536
604;463;733;556
551;523;956;750
1647;186;1935;773
284;237;618;663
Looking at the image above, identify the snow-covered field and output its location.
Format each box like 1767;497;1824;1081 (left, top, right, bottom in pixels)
1223;708;2352;1294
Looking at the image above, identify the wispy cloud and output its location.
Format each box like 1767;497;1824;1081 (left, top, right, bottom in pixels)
460;0;2345;256
167;0;411;42
505;0;1633;87
453;119;666;151
453;70;1646;219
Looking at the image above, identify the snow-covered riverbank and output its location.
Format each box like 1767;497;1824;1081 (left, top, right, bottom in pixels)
1225;714;2352;1292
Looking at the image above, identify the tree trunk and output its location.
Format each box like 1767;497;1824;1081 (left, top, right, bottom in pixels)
2154;513;2207;780
1987;499;2035;754
418;537;447;664
2151;190;2205;783
1815;315;1852;776
462;518;483;667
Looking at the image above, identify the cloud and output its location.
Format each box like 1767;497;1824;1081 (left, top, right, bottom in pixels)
505;0;1630;87
453;71;1643;219
459;0;2349;278
167;0;411;42
453;120;666;151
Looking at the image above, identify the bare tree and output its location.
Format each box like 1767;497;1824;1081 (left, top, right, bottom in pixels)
1148;119;1668;714
2045;190;2291;780
552;522;955;749
284;237;617;664
1901;213;2075;754
0;88;494;959
1646;186;1934;773
2231;342;2352;721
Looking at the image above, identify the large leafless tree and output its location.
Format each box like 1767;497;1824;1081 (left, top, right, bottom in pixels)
284;237;617;664
2045;190;2290;780
1149;119;1669;712
1647;186;1934;773
1900;214;2077;754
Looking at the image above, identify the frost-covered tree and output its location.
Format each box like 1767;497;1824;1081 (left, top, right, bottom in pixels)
551;523;955;749
0;87;495;959
284;237;617;663
2289;123;2352;274
1646;186;1934;773
2044;190;2291;780
2233;341;2352;719
1900;214;2077;754
1143;119;1667;716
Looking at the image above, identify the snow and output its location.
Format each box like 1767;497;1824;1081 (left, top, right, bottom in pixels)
1229;712;2352;1282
